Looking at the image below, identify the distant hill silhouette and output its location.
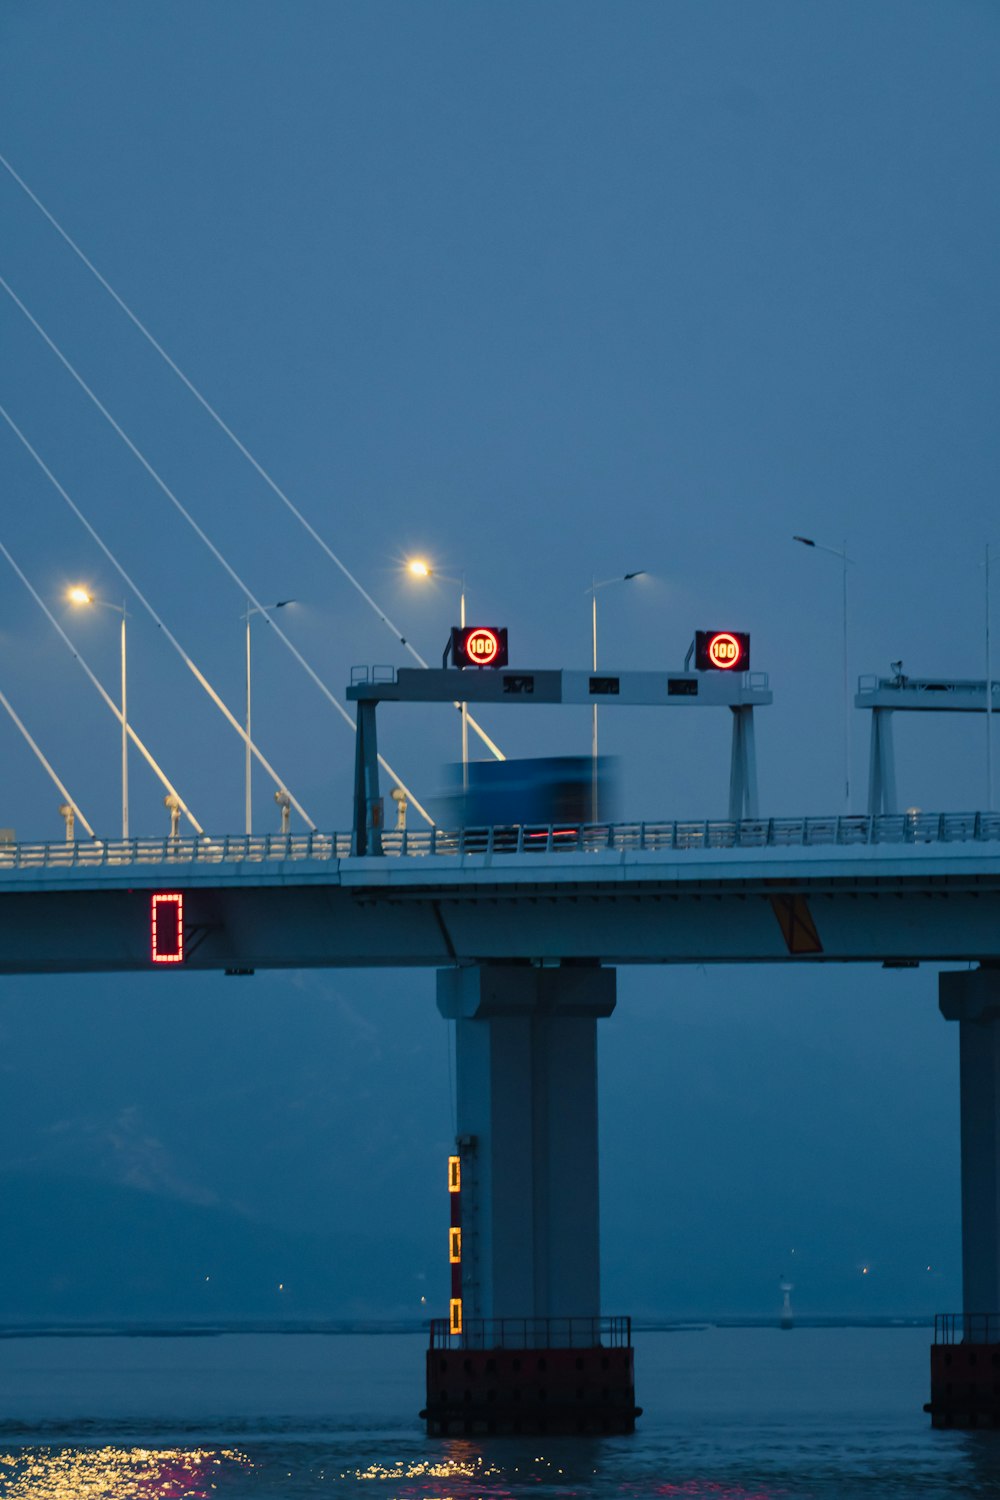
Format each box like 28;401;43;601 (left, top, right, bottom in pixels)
0;1172;433;1324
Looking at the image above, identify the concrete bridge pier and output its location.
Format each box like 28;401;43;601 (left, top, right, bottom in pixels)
422;962;639;1435
928;966;1000;1427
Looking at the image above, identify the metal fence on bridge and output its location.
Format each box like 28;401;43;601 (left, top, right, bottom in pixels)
1;811;999;870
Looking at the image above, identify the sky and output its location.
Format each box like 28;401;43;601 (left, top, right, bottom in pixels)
0;0;998;1321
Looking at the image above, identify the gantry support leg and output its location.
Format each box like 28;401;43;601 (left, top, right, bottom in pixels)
728;706;759;821
866;708;897;816
929;967;1000;1428
351;699;382;856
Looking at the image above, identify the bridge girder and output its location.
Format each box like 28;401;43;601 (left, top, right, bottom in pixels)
1;860;999;973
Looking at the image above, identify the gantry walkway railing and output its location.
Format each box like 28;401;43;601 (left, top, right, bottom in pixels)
0;811;999;870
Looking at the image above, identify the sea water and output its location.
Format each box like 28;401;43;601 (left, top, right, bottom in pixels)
0;1327;997;1498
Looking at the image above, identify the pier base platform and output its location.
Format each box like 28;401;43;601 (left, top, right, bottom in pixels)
421;1316;641;1436
926;1315;1000;1428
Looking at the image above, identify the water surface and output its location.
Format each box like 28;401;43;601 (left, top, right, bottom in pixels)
1;1327;997;1497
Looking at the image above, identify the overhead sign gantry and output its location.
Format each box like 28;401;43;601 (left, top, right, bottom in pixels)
857;671;999;815
347;632;772;854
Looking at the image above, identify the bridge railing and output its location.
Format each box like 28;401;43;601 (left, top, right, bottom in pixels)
0;832;352;868
1;813;999;869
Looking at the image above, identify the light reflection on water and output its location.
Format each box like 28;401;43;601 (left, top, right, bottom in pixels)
4;1439;1000;1500
0;1446;794;1499
0;1446;250;1498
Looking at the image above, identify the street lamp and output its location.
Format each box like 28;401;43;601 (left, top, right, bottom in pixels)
68;586;129;839
407;559;469;788
589;572;646;819
244;599;293;836
793;536;852;811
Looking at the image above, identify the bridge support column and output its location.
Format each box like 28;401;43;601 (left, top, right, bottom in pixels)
424;963;639;1435
928;967;1000;1427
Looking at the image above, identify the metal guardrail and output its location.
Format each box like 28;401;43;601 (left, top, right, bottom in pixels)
1;813;999;871
934;1313;1000;1345
0;832;349;869
428;1315;632;1350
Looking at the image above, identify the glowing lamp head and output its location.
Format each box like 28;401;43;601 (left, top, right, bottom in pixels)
68;586;93;606
407;559;431;579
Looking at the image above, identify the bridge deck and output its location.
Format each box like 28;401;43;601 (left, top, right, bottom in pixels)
0;815;998;972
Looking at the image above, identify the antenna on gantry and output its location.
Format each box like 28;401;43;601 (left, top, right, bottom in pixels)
0;152;503;763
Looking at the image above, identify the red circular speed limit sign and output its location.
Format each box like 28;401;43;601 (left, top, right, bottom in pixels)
451;626;508;668
707;632;743;669
465;628;500;664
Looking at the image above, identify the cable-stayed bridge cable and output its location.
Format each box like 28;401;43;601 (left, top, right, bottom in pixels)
0;684;96;838
0;539;203;834
0;403;316;833
0;273;435;827
0;152;504;763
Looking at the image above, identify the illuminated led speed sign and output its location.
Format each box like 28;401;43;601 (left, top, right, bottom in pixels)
695;630;751;672
450;626;508;669
151;892;184;964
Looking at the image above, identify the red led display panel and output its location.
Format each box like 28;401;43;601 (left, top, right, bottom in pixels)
451;626;508;669
151;892;184;964
694;630;750;672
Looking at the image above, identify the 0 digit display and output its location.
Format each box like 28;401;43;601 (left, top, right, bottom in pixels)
151;892;184;964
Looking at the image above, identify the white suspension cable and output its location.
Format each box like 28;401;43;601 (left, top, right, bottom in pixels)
0;152;505;763
0;403;316;832
0;683;96;838
0;273;434;826
0;538;204;834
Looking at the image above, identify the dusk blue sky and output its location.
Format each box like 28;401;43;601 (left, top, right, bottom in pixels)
0;1;997;1320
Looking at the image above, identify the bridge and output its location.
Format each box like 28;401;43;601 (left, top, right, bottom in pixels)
2;812;1000;970
2;801;1000;1430
1;634;999;1430
2;147;996;1429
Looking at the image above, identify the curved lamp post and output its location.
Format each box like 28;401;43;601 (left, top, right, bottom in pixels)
793;536;852;811
589;571;646;819
68;586;129;839
408;559;469;789
244;599;293;835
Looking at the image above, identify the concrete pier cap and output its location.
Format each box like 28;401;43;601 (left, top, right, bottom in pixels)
939;963;1000;1024
437;962;617;1021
